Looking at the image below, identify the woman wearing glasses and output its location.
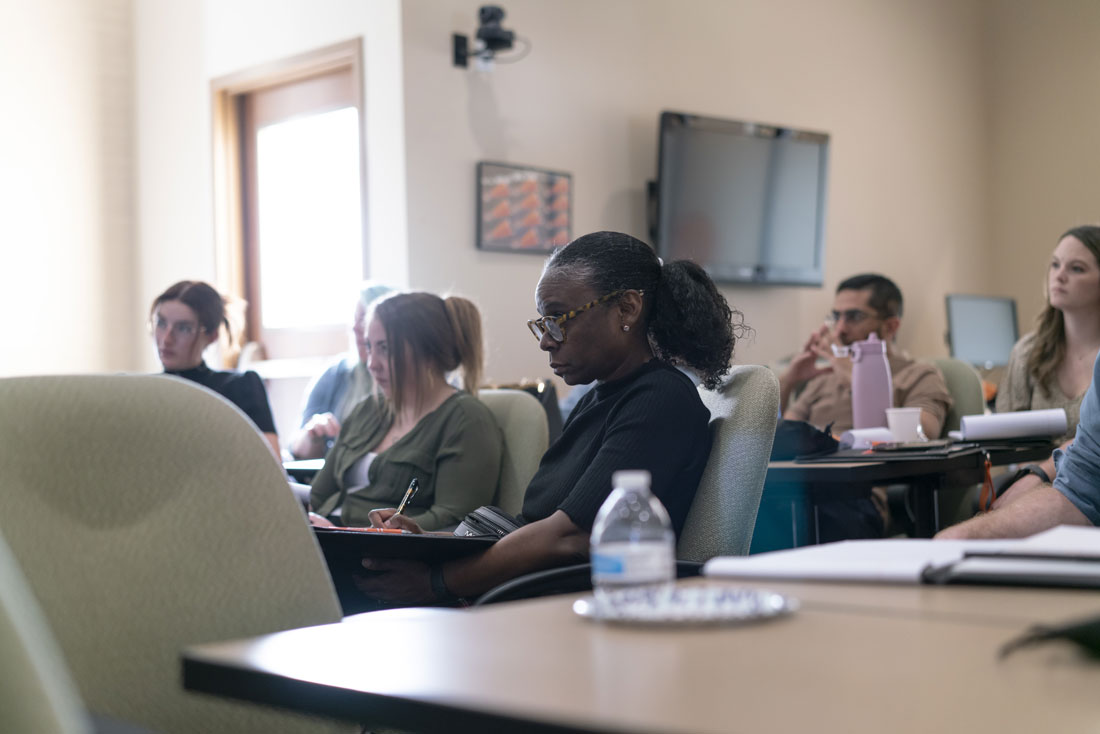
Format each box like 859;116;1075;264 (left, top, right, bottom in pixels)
307;292;502;531
357;231;744;606
151;280;280;458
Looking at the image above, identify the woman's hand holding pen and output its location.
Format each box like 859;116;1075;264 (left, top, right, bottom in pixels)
367;477;424;533
367;508;423;534
361;492;431;603
356;477;433;603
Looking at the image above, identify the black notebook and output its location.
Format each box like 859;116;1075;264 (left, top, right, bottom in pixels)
313;528;498;615
313;526;497;565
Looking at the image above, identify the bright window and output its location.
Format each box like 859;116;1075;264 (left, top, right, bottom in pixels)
256;107;363;330
211;39;366;362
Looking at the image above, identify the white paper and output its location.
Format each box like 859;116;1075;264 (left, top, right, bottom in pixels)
838;427;895;449
703;526;1100;584
702;538;1016;583
1012;525;1100;557
958;408;1067;440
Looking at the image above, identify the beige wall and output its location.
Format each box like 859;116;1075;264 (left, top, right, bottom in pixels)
0;0;135;376
986;0;1100;332
134;0;209;369
401;0;992;387
6;0;1100;419
134;0;408;376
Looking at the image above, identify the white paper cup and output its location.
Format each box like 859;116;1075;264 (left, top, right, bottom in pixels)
886;407;924;442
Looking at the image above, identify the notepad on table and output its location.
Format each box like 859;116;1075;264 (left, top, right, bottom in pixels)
703;526;1100;588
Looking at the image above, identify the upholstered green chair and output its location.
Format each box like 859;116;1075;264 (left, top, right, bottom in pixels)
0;531;91;734
478;388;549;516
931;357;986;435
0;375;348;734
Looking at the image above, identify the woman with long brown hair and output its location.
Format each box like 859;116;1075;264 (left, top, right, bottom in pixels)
998;225;1100;434
308;292;502;531
992;225;1100;501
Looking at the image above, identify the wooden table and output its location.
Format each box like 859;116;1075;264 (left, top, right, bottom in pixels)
183;578;1100;734
754;443;1053;551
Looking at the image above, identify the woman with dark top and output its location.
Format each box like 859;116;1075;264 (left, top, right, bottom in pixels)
151;280;280;458
308;292;503;530
356;231;746;606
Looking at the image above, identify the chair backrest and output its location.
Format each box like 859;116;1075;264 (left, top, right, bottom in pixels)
478;388;549;515
0;532;90;734
0;375;346;734
931;357;985;435
677;365;780;562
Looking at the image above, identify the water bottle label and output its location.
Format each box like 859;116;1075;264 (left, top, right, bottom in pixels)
592;554;624;575
591;542;674;585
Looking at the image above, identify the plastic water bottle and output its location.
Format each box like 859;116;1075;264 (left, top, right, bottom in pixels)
590;470;675;614
850;333;893;429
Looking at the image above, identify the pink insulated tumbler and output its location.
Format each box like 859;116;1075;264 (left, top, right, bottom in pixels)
850;333;893;429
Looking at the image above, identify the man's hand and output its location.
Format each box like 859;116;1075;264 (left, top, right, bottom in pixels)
785;324;835;385
805;328;854;387
780;324;837;411
304;412;341;442
290;412;342;459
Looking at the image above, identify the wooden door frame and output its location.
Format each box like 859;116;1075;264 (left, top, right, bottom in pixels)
210;38;366;361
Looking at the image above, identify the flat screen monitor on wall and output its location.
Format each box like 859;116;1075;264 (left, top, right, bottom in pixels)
655;111;830;286
945;294;1019;369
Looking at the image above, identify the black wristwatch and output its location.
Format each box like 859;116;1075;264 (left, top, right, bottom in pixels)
1010;463;1051;486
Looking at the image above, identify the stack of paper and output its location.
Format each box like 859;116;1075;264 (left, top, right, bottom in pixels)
703;526;1100;586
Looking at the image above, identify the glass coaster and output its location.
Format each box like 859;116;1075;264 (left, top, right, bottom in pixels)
573;585;798;627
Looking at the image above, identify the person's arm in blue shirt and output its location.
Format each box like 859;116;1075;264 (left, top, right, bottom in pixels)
937;355;1100;539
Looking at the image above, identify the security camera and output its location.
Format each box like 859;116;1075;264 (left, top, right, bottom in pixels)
476;5;514;53
479;5;504;25
453;5;525;69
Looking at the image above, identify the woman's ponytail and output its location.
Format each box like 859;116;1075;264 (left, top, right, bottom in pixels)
443;296;485;395
648;260;746;390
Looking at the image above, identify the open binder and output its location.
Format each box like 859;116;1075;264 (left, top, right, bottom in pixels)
922;552;1100;589
704;526;1100;590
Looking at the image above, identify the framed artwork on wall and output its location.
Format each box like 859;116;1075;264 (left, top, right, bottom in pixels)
476;161;572;253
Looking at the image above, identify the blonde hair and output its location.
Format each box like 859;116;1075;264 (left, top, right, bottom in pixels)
371;292;484;415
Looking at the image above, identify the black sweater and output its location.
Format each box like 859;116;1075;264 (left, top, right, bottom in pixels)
168;363;277;435
520;360;711;536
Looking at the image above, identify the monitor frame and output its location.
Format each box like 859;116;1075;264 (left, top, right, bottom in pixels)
945;293;1019;369
654;110;830;287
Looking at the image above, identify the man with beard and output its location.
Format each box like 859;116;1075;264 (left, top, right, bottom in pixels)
778;273;953;539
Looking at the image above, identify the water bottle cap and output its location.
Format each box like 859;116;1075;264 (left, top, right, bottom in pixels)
612;469;652;491
851;333;886;359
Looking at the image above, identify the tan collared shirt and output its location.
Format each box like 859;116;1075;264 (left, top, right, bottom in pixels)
786;352;953;436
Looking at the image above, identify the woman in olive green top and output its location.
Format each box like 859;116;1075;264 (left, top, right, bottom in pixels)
309;292;502;530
